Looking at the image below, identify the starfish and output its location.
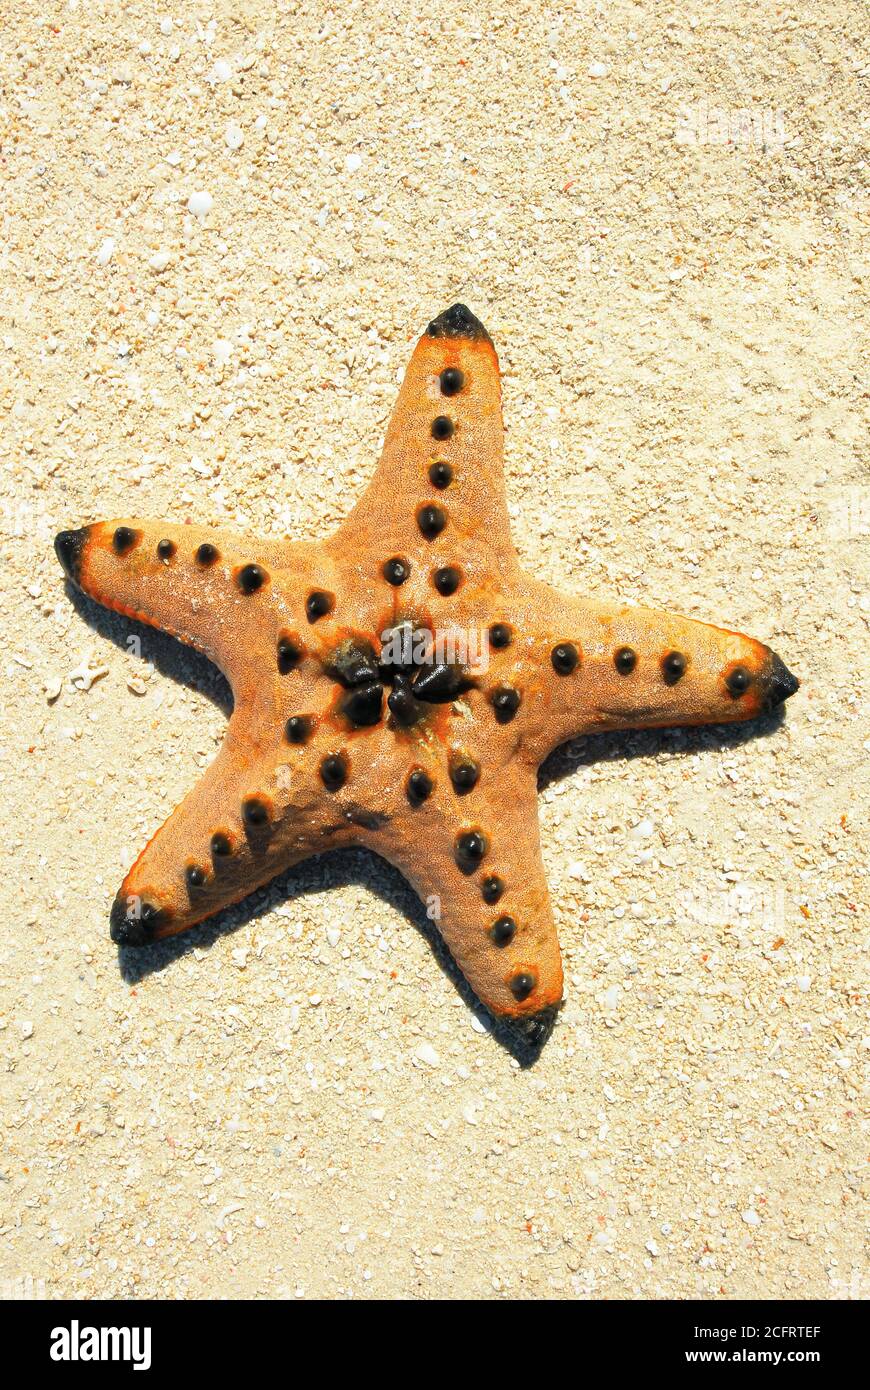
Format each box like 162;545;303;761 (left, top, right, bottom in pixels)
55;303;798;1037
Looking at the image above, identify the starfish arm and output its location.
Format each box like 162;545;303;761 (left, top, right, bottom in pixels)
365;756;563;1022
508;578;799;762
328;304;519;591
54;519;309;689
108;703;362;946
109;717;276;945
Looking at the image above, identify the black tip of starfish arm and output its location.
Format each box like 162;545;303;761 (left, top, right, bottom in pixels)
505;1004;560;1049
110;895;167;947
54;527;89;585
762;651;800;713
426;302;491;343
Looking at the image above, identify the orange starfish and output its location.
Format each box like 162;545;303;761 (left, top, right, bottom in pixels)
55;304;798;1039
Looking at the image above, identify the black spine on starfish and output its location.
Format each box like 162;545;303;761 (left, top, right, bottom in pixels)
411;662;471;703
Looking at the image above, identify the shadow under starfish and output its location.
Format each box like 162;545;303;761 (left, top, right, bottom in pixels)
67;584;234;718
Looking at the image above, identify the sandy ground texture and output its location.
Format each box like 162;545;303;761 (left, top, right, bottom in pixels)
1;2;867;1301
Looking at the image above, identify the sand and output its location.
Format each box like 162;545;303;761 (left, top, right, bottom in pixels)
1;2;867;1300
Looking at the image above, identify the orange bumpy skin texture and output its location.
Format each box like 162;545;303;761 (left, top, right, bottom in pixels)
55;303;799;1037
